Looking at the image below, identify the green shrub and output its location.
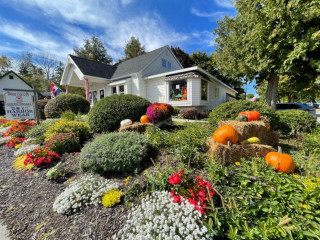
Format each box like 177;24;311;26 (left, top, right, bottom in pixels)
44;94;90;118
61;110;76;121
276;110;318;136
88;94;151;133
172;107;181;115
25;119;59;144
79;132;150;174
208;100;279;129
303;128;320;155
169;123;212;166
44;132;80;155
144;125;171;148
205;157;320;239
37;99;50;119
44;119;91;143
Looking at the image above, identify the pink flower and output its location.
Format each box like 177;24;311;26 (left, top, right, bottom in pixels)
169;173;181;185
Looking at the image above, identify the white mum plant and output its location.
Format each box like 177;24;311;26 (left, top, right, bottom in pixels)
114;191;210;240
14;144;40;157
53;174;119;215
0;136;11;146
0;127;10;134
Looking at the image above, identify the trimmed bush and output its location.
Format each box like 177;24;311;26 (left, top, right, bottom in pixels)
44;132;80;155
208;100;280;129
180;107;198;119
277;110;318;136
88;94;151;133
44;94;90;118
25;119;59;144
303;128;320;155
37;99;50;119
173;107;181;115
79;132;150;174
61;110;76;121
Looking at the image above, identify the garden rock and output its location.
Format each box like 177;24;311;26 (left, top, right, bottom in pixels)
120;119;132;127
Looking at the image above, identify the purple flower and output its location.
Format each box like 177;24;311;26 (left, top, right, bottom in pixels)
85;154;91;158
97;158;101;163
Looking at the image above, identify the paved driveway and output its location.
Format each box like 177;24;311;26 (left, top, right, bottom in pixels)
317;109;320;124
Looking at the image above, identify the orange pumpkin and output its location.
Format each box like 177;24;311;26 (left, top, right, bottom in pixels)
265;147;295;173
213;125;239;145
266;123;270;132
140;115;151;124
238;111;261;121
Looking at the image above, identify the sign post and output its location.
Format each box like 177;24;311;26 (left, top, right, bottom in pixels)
3;87;40;124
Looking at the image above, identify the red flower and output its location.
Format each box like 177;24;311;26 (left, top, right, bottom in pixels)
172;196;181;203
169;173;181;185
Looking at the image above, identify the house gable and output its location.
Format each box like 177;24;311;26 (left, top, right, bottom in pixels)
0;71;34;95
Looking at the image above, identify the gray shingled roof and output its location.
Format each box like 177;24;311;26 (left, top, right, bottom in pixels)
69;46;167;80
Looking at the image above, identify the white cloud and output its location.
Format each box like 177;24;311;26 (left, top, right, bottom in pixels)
191;31;217;47
214;0;234;8
191;8;225;18
121;0;134;6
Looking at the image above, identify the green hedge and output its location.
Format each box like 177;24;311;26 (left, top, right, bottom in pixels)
37;99;50;119
88;94;151;133
44;94;90;118
277;110;318;136
208;100;280;129
79;132;150;174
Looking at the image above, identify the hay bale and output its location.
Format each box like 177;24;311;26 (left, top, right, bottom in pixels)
218;120;267;142
119;122;152;133
264;131;279;146
206;137;275;165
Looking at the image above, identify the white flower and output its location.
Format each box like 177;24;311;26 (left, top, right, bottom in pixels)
0;136;11;145
14;144;40;157
114;191;210;240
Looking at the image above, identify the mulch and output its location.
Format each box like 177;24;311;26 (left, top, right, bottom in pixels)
0;146;130;240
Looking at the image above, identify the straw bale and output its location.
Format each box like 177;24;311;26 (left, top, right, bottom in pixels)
206;137;275;165
264;131;279;146
218;120;267;142
119;122;152;133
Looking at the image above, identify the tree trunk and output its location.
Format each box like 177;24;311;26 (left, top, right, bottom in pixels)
264;74;279;109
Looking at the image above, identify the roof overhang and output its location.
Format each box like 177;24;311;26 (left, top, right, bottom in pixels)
144;66;237;93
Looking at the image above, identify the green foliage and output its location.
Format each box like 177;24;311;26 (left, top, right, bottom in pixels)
0;55;12;74
88;94;151;133
46;162;71;180
303;128;320;156
73;35;113;64
61;110;76;121
169;123;212;166
25;119;59;144
171;46;194;68
44;119;91;143
208;100;279;128
37;99;50;119
79;132;150;174
144;125;171;148
44;132;80;155
276;110;318;136
172;107;181;115
205;157;320;239
44;94;90;118
121;36;146;62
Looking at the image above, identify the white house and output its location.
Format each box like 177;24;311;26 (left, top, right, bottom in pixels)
0;71;37;115
60;46;237;110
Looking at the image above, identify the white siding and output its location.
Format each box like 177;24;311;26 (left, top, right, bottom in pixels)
190;78;201;106
204;81;226;110
131;75;140;96
146;77;166;103
142;48;183;78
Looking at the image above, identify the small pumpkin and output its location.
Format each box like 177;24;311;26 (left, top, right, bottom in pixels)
235;115;248;122
266;123;270;132
238;111;261;121
213;125;239;145
265;147;295;173
140;115;151;124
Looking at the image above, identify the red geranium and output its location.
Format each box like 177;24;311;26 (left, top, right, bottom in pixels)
24;147;59;166
169;173;181;185
5;137;26;148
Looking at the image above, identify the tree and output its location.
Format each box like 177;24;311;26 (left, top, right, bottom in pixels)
246;93;254;99
73;35;113;64
190;50;244;96
0;55;12;75
170;46;194;68
120;36;146;62
213;0;320;108
34;53;59;81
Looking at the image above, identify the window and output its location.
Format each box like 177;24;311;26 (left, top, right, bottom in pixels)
215;87;220;97
119;85;125;94
201;80;208;101
100;89;105;99
9;75;13;79
162;59;166;68
112;87;117;95
93;91;97;103
89;92;92;104
167;62;171;70
169;80;187;101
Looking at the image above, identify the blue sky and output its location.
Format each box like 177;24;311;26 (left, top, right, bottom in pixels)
0;0;256;94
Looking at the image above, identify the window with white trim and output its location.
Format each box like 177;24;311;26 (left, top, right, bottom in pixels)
215;87;220;98
112;87;117;95
119;85;125;94
201;80;208;101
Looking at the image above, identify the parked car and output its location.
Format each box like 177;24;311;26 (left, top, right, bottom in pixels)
276;103;316;117
306;102;319;109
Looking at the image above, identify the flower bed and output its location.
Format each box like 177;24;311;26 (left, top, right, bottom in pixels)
24;147;59;166
146;102;174;123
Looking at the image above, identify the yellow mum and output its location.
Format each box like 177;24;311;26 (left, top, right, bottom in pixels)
102;189;123;207
12;155;34;171
235;162;241;166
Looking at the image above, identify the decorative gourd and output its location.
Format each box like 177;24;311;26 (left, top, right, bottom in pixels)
238;111;261;121
140;115;151;124
213;125;239;145
240;137;260;145
266;123;270;132
265;147;295;173
235;115;248;122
